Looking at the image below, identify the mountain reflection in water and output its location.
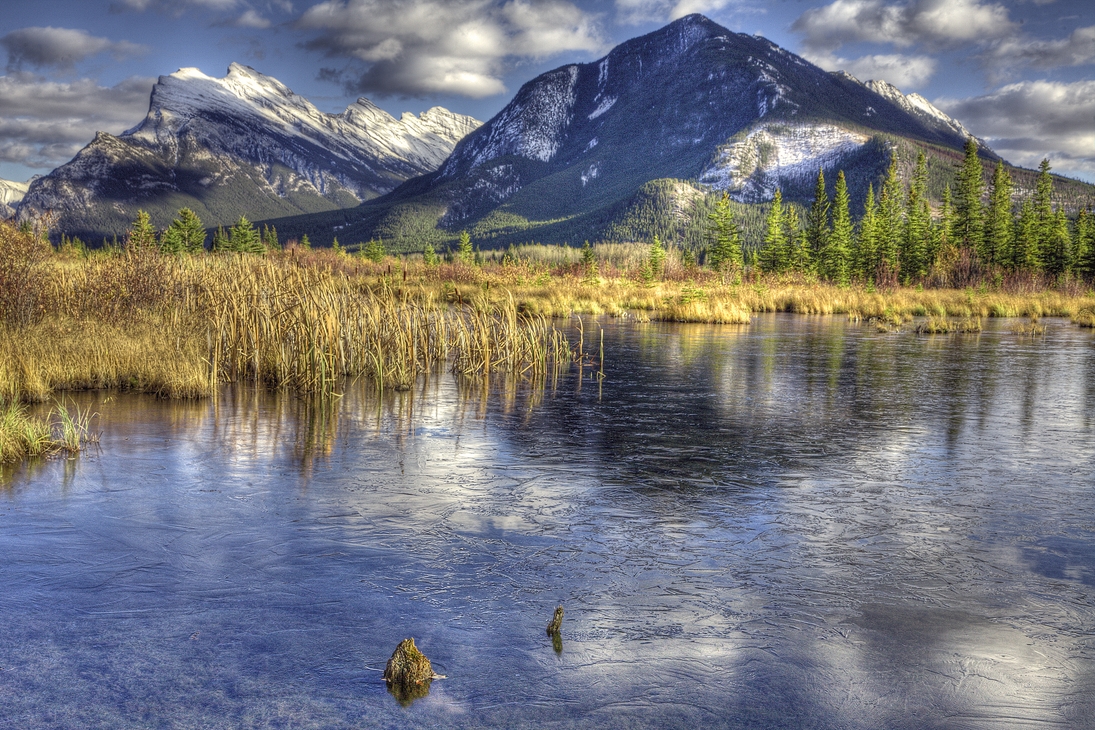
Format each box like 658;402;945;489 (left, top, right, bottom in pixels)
1;314;1093;729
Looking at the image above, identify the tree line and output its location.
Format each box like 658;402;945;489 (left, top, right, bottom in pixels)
708;139;1095;287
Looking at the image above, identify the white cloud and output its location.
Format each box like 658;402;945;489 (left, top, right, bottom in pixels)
1;27;146;71
231;9;273;27
935;80;1095;180
112;0;242;10
984;25;1095;73
0;74;154;168
615;0;736;25
793;0;1015;53
297;0;604;98
805;50;937;88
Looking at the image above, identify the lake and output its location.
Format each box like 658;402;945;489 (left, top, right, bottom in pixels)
2;314;1094;729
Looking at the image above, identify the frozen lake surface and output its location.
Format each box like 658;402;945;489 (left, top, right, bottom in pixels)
2;315;1094;728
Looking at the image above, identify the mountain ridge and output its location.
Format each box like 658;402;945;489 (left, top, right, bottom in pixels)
17;64;480;242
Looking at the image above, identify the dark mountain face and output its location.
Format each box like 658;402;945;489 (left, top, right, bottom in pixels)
376;14;976;234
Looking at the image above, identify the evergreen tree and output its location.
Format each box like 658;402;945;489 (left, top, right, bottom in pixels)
1033;158;1056;267
1075;209;1095;280
820;170;852;285
758;190;789;273
262;225;279;251
212;226;229;252
1042;209;1073;278
705;191;743;276
229;216;263;254
580;241;598;281
877;154;904;282
648;235;666;278
362;238;385;263
855;185;879;282
902;151;930;282
932;184;956;272
983;161;1013;269
457;230;474;264
785;208;811;274
805;168;830;263
126;210;157;252
300;233;312;250
423;241;439;266
1014;201;1040;271
954;138;985;253
160;208;205;254
332;236;344;255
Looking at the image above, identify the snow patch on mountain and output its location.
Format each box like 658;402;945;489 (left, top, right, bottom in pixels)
700;123;870;202
454;65;579;172
865;79;972;140
0;178;29;208
588;97;617;120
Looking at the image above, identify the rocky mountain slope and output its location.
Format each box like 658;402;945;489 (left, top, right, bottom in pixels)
277;14;1001;250
0;178;29;219
17;64;480;242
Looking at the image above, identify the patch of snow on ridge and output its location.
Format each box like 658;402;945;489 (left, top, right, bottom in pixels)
700;123;870;203
865;79;972;140
459;65;579;171
589;97;617;120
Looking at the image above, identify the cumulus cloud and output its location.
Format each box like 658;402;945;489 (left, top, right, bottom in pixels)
984;25;1095;73
935;80;1095;180
112;0;242;10
0;74;154;168
228;9;274;27
615;0;736;25
296;0;604;98
1;27;146;72
793;0;1015;53
805;50;937;88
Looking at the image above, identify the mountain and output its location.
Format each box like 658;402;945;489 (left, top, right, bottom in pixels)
270;14;1002;251
17;64;480;242
0;178;30;219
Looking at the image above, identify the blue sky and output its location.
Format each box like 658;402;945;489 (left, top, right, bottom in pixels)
1;0;1092;183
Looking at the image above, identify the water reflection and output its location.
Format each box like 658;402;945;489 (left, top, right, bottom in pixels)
1;315;1093;729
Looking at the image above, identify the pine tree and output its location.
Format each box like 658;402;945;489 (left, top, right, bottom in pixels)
902;151;930;282
759;190;788;273
785;207;810;274
262;225;279;251
300;233;312;250
1042;209;1073;278
126;210;157;252
855;184;879;282
580;241;598;282
1014;201;1040;271
932;184;955;272
877;154;904;282
332;236;344;255
363;238;385;263
423;241;439;266
229;216;263;254
1075;209;1095;280
820;170;853;285
212;226;229;252
983;161;1013;269
805;168;829;263
160;208;205;254
955;138;985;254
457;230;474;264
1033;159;1055;266
705;191;743;277
648;235;666;278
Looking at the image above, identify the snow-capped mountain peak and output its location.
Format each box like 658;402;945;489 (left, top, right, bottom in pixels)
18;64;481;241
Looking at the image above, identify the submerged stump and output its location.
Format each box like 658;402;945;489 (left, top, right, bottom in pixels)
547;605;564;635
383;638;434;689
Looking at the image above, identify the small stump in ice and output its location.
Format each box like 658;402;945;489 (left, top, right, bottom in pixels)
547;605;564;653
546;605;564;635
383;638;434;693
